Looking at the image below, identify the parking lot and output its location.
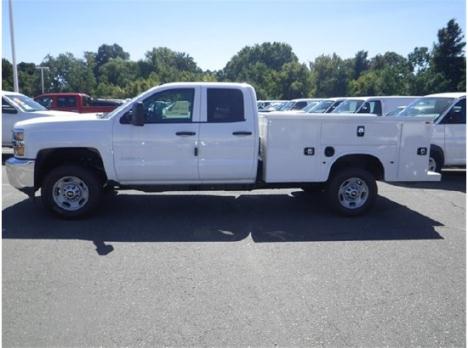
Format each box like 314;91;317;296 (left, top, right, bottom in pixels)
2;151;465;346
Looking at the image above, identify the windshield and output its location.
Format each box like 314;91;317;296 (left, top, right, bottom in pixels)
5;94;47;112
305;100;334;113
332;99;364;113
268;102;286;111
397;97;455;119
279;101;294;111
104;97;135;118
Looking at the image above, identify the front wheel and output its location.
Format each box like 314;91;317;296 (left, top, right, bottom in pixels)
327;168;377;216
42;165;102;218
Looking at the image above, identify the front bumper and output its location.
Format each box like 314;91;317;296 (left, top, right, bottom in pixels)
5;157;36;195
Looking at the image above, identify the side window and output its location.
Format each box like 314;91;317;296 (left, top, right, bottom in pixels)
57;96;77;108
292;101;307;110
358;101;382;115
35;96;53;108
2;97;17;114
207;88;244;122
83;96;91;107
143;88;194;124
442;99;466;124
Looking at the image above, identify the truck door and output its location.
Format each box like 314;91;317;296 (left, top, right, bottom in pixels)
112;87;201;183
198;87;257;182
440;98;466;165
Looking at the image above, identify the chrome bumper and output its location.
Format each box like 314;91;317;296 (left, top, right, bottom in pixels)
5;157;35;194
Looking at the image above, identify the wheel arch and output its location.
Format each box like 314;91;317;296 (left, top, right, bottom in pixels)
430;144;445;166
328;154;385;181
35;147;107;189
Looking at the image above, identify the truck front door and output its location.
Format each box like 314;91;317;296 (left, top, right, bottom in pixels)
112;87;201;183
198;87;257;182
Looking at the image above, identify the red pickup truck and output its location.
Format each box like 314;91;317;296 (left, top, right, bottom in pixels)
34;93;123;113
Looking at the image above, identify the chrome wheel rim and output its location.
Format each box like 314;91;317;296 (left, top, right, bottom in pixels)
338;177;369;209
52;176;89;211
428;157;436;172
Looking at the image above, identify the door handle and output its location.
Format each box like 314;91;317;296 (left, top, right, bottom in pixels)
176;131;196;136
232;131;252;136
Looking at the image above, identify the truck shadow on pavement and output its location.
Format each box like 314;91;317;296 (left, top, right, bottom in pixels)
3;190;444;255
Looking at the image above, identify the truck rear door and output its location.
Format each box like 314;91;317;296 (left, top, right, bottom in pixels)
198;87;258;182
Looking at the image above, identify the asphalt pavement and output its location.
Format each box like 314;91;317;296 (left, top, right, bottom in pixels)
2;152;466;347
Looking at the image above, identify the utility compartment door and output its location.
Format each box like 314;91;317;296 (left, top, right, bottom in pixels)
397;120;433;181
197;87;257;183
262;115;321;183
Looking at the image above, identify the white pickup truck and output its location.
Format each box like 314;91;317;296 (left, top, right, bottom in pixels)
396;92;466;172
6;82;440;218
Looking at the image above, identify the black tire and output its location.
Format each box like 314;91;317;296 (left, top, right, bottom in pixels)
429;150;443;173
326;168;377;216
42;164;102;219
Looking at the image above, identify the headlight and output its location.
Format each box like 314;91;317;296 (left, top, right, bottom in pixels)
12;129;25;157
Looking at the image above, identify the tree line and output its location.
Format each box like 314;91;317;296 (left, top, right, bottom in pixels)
2;19;465;100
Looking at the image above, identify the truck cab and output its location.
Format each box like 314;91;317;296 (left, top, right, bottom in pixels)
113;83;259;184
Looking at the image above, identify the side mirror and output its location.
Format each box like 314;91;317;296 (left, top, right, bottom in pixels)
131;102;144;126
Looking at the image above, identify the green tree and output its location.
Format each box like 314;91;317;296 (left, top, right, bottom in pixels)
41;53;95;93
94;43;130;79
143;47;202;83
98;58;138;87
310;54;351;97
432;19;466;91
2;58;13;91
352;50;369;79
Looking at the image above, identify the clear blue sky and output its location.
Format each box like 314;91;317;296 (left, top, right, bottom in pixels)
2;0;466;70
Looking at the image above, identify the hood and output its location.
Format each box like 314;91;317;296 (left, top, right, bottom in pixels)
15;113;102;128
30;110;81;117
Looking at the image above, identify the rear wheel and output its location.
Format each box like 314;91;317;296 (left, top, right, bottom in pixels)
42;164;102;218
327;168;377;216
428;150;443;173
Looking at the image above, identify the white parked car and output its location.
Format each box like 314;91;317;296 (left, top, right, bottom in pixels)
332;96;419;116
6;82;439;218
303;98;346;114
2;91;77;147
397;92;466;172
279;98;322;111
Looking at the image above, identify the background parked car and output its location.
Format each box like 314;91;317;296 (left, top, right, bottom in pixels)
397;92;466;172
258;100;288;112
2;91;77;147
332;96;419;116
34;93;123;113
302;98;346;113
279;98;322;111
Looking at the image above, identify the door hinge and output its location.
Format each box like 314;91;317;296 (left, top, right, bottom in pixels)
194;147;198;157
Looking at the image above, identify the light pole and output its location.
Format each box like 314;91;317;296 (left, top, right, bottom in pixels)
36;66;49;93
8;0;19;92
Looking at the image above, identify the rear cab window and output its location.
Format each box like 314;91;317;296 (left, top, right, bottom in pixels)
207;88;245;122
57;96;77;108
